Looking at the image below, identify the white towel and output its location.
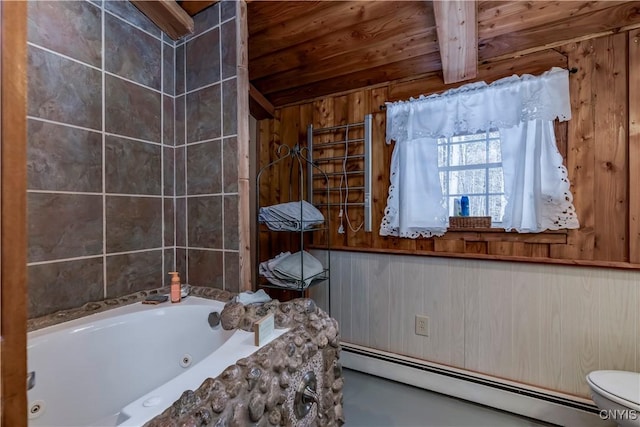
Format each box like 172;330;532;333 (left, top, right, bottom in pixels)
258;200;324;231
236;289;272;305
258;251;325;288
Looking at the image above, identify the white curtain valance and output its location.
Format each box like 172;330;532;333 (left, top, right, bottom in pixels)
380;67;579;238
386;67;572;143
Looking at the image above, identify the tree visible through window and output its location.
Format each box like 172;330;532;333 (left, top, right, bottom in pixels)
437;130;506;224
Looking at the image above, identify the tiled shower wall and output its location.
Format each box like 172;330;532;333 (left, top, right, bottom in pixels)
174;2;240;293
27;1;239;318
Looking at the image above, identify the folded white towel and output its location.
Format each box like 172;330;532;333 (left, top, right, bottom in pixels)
258;200;324;231
258;251;325;289
236;289;272;305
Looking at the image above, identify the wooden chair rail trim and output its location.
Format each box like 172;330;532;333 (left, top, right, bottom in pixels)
308;245;640;271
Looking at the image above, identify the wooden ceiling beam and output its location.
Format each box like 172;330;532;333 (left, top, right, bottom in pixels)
432;0;478;84
131;0;194;40
249;83;275;120
178;1;218;17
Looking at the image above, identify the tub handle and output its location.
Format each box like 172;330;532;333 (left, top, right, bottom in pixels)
295;371;321;419
27;371;35;391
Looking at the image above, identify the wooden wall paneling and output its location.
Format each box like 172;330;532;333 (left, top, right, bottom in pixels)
279;106;304;254
388;49;567;102
368;253;391;352
345;90;369;248
401;256;425;359
554;120;568;160
330;95;350;249
560;273;598;396
629;29;640;263
539;266;563;391
351;252;371;348
465;241;488;255
478;2;640;62
1;0;27;424
512;268;541;386
369;87;389;249
524;243;550;258
550;40;596;260
388;254;404;352
478;267;514;378
313;98;336;248
434;239;465;253
477;1;630;40
597;270;637;372
487;241;524;256
257;118;274;275
416;238;435;252
592;34;628;261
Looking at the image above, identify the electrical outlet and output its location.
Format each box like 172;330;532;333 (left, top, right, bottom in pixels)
415;315;429;337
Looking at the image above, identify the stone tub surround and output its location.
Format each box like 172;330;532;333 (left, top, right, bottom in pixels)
146;298;344;427
27;288;344;427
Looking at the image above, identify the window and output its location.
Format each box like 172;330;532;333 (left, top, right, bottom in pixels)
437;131;506;224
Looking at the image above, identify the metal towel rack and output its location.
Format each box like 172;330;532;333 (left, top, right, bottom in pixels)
307;114;372;232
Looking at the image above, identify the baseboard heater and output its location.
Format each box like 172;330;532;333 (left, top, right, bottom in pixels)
341;342;612;427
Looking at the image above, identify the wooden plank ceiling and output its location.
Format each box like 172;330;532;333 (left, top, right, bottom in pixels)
174;1;640;108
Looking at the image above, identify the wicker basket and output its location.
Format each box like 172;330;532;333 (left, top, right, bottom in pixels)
448;216;492;229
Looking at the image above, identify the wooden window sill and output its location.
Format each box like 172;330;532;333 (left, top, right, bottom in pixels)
438;228;568;244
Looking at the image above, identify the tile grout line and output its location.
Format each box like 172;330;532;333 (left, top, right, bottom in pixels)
101;4;107;299
184;41;189;284
172;40;177;273
220;8;226;291
161;30;166;288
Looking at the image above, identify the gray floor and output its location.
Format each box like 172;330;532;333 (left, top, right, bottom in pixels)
342;369;555;427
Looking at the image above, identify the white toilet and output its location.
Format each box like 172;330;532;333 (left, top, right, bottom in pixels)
587;370;640;427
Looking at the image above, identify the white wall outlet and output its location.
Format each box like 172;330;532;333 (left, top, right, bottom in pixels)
415;315;429;337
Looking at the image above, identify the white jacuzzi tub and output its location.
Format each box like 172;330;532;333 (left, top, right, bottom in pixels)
27;296;285;427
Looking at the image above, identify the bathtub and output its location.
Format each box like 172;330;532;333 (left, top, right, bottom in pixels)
27;296;286;427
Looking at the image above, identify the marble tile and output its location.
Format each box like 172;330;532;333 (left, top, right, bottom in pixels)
222;78;237;136
104;0;161;37
106;196;162;252
163;96;174;146
27;0;102;67
27;119;102;192
221;19;237;80
176;197;187;247
164;198;175;247
175;95;186;146
28;193;103;263
222;137;238;193
105;74;161;142
224;195;239;250
28;46;102;130
187;140;222;195
221;1;236;21
175;146;186;196
186;27;220;92
106;250;163;297
163;42;175;95
192;3;219;37
105;13;162;90
163;146;175;196
188;249;223;288
176;44;185;95
188;196;223;249
28;257;104;318
186;84;221;143
224;251;239;293
105;135;162;195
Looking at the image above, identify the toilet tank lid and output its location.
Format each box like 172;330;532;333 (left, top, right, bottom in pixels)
588;371;640;405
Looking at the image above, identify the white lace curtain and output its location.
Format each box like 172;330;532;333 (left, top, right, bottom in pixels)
380;67;580;238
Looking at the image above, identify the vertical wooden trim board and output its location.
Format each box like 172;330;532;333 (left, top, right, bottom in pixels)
237;0;251;291
630;30;640;263
1;1;28;426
